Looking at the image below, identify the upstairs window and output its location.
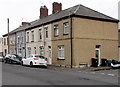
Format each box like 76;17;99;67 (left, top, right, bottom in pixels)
63;22;69;35
54;24;59;36
39;29;42;40
4;38;6;45
27;32;29;42
31;31;34;42
45;27;48;38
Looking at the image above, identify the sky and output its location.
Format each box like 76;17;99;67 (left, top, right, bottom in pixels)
0;0;120;37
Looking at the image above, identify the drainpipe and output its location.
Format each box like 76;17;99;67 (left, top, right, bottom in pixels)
24;29;26;58
70;14;73;68
7;18;10;54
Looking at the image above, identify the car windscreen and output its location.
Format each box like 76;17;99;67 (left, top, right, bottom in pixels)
35;56;44;59
13;55;22;59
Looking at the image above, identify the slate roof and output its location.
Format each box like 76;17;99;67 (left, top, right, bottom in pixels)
3;4;119;36
27;4;119;30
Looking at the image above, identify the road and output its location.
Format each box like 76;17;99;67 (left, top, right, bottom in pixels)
2;62;119;85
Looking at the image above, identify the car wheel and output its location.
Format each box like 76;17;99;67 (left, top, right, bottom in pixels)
21;61;23;66
9;60;13;64
30;62;33;67
4;59;7;63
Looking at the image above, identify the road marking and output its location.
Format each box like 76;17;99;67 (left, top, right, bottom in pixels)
84;72;88;73
100;73;106;75
78;71;82;72
107;74;115;76
90;72;95;74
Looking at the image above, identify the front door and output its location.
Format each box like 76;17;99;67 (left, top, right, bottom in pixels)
95;47;101;66
48;46;52;64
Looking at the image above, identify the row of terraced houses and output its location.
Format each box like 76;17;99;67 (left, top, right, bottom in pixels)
2;2;119;67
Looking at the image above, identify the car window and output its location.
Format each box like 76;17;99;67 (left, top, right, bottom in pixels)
35;55;44;59
13;55;16;58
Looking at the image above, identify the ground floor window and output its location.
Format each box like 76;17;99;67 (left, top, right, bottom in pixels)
48;46;51;58
40;46;44;56
58;45;64;59
28;47;31;55
34;47;36;54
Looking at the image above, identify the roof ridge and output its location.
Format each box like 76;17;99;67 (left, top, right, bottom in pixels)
74;4;81;14
79;4;117;20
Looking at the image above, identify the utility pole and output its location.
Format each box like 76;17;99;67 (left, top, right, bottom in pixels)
7;18;10;54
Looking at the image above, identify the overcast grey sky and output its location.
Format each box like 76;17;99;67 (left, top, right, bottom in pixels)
0;0;120;37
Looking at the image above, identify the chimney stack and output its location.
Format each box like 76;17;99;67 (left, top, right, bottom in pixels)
40;5;48;19
21;22;29;26
52;2;62;14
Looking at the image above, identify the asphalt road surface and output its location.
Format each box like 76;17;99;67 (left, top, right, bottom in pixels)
2;62;119;85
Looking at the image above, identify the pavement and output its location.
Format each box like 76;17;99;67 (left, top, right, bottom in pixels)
47;64;112;72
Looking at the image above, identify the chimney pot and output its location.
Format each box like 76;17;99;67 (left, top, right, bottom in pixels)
52;2;62;14
40;5;48;19
22;22;29;26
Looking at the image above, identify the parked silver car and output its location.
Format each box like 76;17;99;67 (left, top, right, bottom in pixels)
3;54;22;64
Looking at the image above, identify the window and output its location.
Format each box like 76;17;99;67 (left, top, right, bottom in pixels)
39;29;42;40
54;24;59;36
58;45;64;59
17;37;20;43
45;27;48;38
22;37;24;43
4;38;6;45
19;49;21;54
63;22;69;35
48;46;51;58
40;46;44;56
27;32;29;42
34;47;36;54
31;31;34;42
28;47;31;55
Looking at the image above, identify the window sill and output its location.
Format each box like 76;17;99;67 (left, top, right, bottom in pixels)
31;41;34;43
38;40;42;42
63;33;69;35
54;35;59;37
57;58;65;60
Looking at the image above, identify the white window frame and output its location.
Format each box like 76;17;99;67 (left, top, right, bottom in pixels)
27;32;29;42
58;45;64;59
63;22;69;35
31;31;34;42
28;47;31;55
54;24;59;36
40;46;44;56
34;47;36;54
39;29;42;40
45;27;48;38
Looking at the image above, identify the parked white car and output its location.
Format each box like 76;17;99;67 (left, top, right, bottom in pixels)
21;54;47;67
